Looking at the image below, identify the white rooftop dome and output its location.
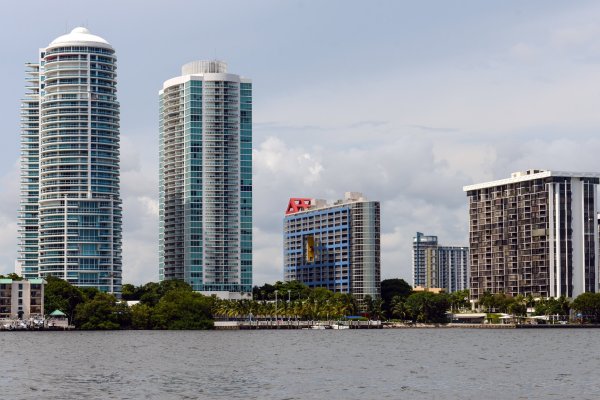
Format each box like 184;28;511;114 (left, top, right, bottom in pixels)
48;27;112;49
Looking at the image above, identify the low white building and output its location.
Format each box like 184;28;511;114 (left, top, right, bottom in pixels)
0;278;45;319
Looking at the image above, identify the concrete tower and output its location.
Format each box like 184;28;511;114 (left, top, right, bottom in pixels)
464;169;600;300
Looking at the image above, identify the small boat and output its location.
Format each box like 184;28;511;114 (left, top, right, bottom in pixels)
310;325;327;329
331;323;349;330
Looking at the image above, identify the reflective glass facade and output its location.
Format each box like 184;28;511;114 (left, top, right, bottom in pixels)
159;61;252;298
18;28;122;296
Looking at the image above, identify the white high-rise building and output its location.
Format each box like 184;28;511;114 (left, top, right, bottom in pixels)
18;28;122;295
159;61;252;299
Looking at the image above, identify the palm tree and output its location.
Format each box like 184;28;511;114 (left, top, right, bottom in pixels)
391;296;407;320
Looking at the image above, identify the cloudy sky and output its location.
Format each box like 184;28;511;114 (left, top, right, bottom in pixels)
1;1;599;285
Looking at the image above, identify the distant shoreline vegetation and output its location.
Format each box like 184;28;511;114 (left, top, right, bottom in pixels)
29;277;600;329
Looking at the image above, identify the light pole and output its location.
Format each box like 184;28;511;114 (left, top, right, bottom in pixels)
274;290;278;327
287;290;291;324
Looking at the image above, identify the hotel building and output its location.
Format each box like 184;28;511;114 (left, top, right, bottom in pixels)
17;28;122;295
412;232;469;293
159;61;252;299
283;192;381;303
464;169;600;300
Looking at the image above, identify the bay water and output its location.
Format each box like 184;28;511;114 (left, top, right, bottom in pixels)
2;329;599;399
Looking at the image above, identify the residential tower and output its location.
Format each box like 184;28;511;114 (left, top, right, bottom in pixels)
464;169;600;300
283;192;381;304
18;27;122;295
159;61;252;299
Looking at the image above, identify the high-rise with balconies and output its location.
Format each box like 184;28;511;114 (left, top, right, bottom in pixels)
464;169;600;301
283;192;381;304
159;61;252;299
17;28;122;295
412;232;469;293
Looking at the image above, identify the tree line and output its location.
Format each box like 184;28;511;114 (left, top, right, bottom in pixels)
46;277;214;329
29;276;600;328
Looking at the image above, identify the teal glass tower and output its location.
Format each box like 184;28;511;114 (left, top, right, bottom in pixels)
18;28;122;295
159;61;252;299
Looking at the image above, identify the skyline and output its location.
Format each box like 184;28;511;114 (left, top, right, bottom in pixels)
2;1;600;286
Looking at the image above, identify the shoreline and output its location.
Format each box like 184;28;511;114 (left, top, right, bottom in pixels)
213;321;600;330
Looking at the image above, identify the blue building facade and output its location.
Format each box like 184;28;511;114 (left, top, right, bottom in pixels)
284;193;380;303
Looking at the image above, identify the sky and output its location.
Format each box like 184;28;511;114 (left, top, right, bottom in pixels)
1;1;600;286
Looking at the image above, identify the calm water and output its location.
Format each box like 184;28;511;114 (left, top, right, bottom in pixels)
2;329;600;399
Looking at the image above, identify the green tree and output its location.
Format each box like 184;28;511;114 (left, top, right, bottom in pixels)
122;283;137;301
74;292;130;330
139;282;162;306
381;279;412;318
390;295;408;320
131;303;154;329
449;290;470;312
504;294;526;317
0;273;23;281
404;292;450;323
479;292;514;313
535;296;570;318
152;289;213;329
138;280;193;306
572;293;600;323
44;276;84;322
253;283;277;300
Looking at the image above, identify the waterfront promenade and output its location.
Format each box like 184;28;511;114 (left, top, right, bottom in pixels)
214;320;600;330
214;320;383;330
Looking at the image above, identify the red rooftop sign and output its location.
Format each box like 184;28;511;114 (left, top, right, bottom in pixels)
285;198;312;215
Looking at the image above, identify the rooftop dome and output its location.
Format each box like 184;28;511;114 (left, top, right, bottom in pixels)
48;27;112;49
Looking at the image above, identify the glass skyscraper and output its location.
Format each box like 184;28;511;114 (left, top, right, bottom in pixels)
17;27;122;295
159;61;252;299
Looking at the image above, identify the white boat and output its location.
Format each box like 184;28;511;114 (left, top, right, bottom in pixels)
331;323;349;330
310;325;327;329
